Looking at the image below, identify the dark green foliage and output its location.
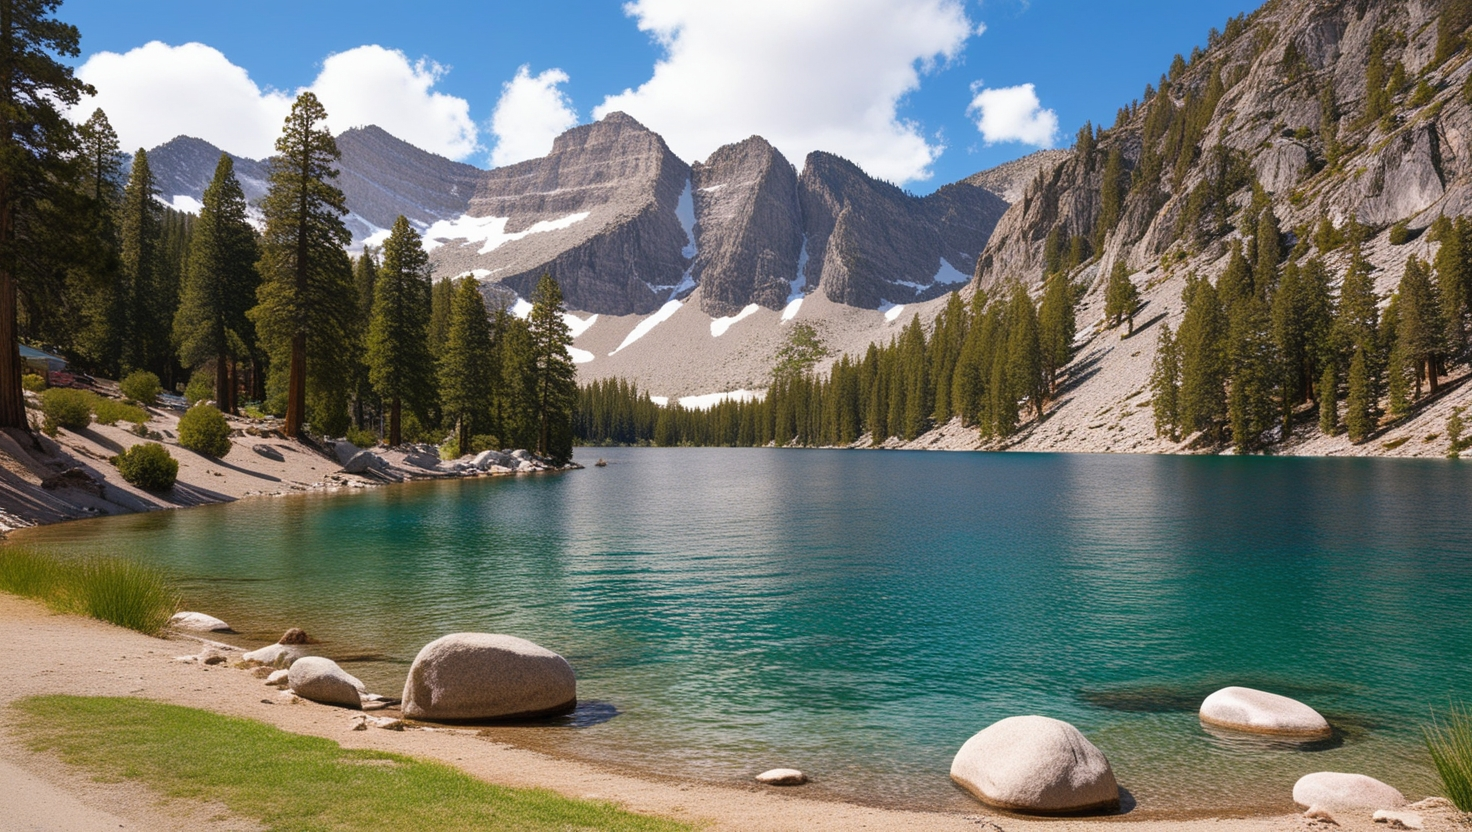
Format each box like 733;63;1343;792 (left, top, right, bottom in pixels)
1318;363;1338;436
1438;0;1472;64
1312;216;1344;252
1433;216;1472;363
1365;29;1395;126
1389;220;1412;245
1346;345;1376;442
1319;87;1343;170
1423;703;1472;811
772;322;830;382
1178;275;1229;437
40;388;91;433
174;155;258;412
1253;204;1283;294
1038;274;1076;391
367;216;434;446
119;370;160;404
528;275;577;464
1227;293;1277;452
1448;407;1467;458
1271;258;1333;428
177;404;232;458
1410;79;1437;107
1151;323;1181;440
1095;147;1126;247
70;109;126;377
250;92;355;438
428;272;452;358
438;277;496;457
1104;262;1141;334
1396;256;1447;397
119;149;166;374
114;442;178;491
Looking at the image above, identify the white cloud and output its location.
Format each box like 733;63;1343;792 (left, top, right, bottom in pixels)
594;0;975;184
310;46;479;160
489;66;579;167
73;42;479;160
967;82;1058;147
75;41;292;157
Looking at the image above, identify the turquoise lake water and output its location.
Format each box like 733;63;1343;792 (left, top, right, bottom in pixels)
14;448;1472;815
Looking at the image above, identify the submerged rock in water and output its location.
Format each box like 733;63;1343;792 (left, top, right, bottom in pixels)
755;768;807;786
950;715;1120;815
278;628;312;645
1293;772;1406;811
288;656;363;708
169;611;234;633
401;633;576;721
1199;686;1331;738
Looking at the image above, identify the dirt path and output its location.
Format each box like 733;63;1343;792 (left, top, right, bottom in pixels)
3;595;1464;832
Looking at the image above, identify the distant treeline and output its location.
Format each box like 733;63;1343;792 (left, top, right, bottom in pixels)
0;4;575;461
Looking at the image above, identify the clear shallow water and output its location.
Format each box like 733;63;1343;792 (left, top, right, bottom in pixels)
14;448;1472;815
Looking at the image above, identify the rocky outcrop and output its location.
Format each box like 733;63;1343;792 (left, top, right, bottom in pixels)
964;149;1072;204
1198;686;1332;737
400;633;576;721
800;152;1006;308
950;715;1120;814
1293;772;1407;811
690;137;804;317
287;656;364;708
334;125;482;240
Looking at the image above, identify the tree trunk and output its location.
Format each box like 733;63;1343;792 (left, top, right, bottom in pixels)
0;266;23;429
216;351;230;411
388;396;401;447
1428;357;1440;395
228;358;238;414
285;333;306;436
458;418;468;457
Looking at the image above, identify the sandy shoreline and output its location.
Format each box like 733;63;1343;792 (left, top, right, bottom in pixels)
1;595;1465;831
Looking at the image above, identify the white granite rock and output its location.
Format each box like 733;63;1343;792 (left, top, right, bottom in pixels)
1199;686;1332;737
1293;772;1406;811
287;656;363;709
242;643;310;669
755;768;807;786
265;669;290;688
950;716;1120;814
401;633;576;721
169;611;234;633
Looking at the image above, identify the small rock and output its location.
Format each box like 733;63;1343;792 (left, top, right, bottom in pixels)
287;656;363;708
265;669;290;688
278;628;312;645
1303;804;1338;825
350;714;369;731
242;643;310;669
1293;772;1406;811
755;768;807;786
201;653;227;666
1372;809;1424;830
169;611;235;633
251;444;285;462
1199;686;1331;738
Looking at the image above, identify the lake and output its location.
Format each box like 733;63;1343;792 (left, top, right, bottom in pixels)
14;448;1472;816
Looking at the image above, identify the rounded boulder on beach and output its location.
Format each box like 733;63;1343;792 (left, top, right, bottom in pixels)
400;633;576;721
950;715;1120;814
1199;686;1331;738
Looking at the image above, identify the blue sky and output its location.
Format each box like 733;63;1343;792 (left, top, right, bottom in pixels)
58;0;1257;193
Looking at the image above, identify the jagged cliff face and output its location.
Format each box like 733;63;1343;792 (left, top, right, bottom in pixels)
800;152;1007;308
690;136;803;317
333;126;483;243
977;0;1472;289
146;136;271;208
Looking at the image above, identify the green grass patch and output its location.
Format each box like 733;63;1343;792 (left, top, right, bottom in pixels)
0;548;178;635
1425;703;1472;811
13;696;691;832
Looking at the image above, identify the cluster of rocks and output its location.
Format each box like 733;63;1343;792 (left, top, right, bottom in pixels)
324;440;567;479
945;685;1418;821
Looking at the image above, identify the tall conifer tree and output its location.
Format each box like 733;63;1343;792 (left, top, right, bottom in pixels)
439;276;495;456
528;274;577;463
119;148;162;373
367;216;434;446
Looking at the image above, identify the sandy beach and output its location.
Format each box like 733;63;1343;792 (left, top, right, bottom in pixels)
0;594;1464;832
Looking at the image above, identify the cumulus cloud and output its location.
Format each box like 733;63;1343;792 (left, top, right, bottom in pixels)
489;66;579;167
967;83;1058;147
73;42;479;160
594;0;975;184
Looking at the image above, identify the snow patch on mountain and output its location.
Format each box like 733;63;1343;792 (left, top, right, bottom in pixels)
611;299;682;355
934;258;970;284
564;312;598;338
677;389;765;409
420;211;591;255
710;303;759;337
568;347;595;364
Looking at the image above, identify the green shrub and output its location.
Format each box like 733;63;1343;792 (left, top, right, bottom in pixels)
91;396;148;426
0;549;178;635
177;404;232;457
119;370;161;404
470;434;501;453
115;443;178;491
1389;220;1412;245
183;368;214;405
1425;703;1472;811
21;373;45;392
345;424;378;448
40;388;92;433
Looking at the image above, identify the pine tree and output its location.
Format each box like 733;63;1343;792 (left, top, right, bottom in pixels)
1318;363;1338;436
429;275;453;358
439;276;495;456
70;108;125;376
1395;256;1446;397
1104;261;1141;334
350;248;378;430
1178;276;1229;437
119;148;163;373
1037;273;1075;390
1253;204;1282;296
0;0;92;428
1439;0;1472;64
174;154;259;411
367;216;435;446
1345;344;1375;442
527;274;577;463
251;92;355;438
1095;147;1125;248
1227;293;1277;452
1150;322;1181;440
1006;283;1045;423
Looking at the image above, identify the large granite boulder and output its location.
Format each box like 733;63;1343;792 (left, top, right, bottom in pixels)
401;633;576;721
287;657;363;708
950;716;1120;814
1199;687;1332;738
1293;772;1406;811
169;611;234;633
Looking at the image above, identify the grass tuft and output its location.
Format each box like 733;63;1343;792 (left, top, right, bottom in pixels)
0;548;179;635
14;696;691;832
1424;702;1472;811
